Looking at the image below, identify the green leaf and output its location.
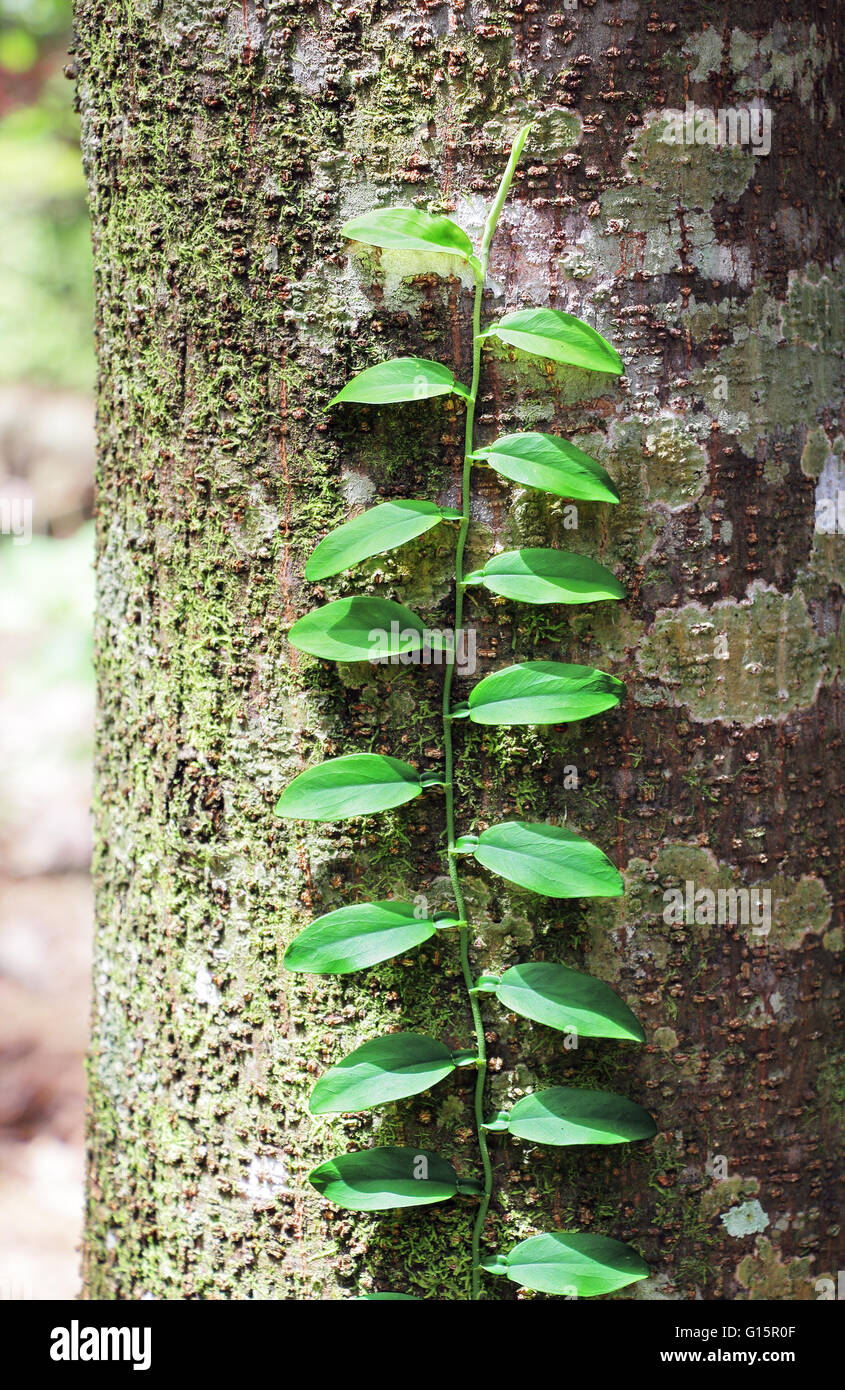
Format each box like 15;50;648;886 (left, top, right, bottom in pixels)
473;431;619;502
274;754;422;822
328;357;467;407
310;1033;457;1113
506;1088;657;1146
495;962;644;1041
481;1110;511;1133
356;1293;420;1301
342;206;474;261
464;549;625;604
309;1147;459;1211
485;308;623;375
469;821;624;898
305;500;448;581
483;1232;649;1297
288;596;425;661
467;662;624;726
283;900;453;974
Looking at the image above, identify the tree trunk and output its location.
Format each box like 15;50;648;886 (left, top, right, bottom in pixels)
75;1;843;1300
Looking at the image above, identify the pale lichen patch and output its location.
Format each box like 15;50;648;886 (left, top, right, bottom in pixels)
637;586;829;723
735;1238;815;1300
721;1198;770;1238
682;27;725;83
676;266;845;474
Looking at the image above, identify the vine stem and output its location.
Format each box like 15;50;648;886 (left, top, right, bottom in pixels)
441;124;531;1300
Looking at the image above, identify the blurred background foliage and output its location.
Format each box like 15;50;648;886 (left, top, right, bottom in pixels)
0;0;94;1300
0;0;93;387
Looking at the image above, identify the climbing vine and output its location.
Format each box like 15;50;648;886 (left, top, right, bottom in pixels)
276;126;655;1301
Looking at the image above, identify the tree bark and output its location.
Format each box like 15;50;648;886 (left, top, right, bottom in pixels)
75;0;843;1300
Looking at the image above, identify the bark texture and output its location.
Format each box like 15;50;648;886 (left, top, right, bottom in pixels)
75;0;843;1300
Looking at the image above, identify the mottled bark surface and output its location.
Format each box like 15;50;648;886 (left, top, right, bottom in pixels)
75;0;842;1299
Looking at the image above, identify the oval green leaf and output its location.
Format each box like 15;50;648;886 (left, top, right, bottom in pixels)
506;1088;657;1146
485;308;623;376
289;596;425;661
283;900;451;974
342;206;474;261
495;962;644;1042
474;432;619;502
309;1146;459;1211
328;357;467;407
464;549;625;604
471;821;624;898
467;662;624;726
483;1231;649;1297
275;753;422;822
310;1033;457;1114
305;500;447;581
